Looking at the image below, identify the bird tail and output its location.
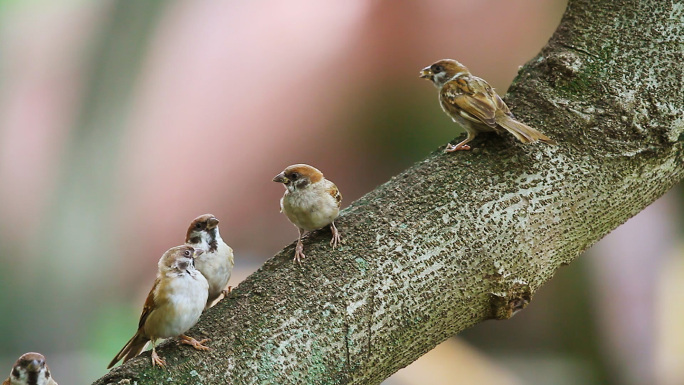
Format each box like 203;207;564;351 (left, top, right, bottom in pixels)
108;332;149;369
496;114;556;145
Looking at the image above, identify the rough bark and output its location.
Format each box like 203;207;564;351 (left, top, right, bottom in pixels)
94;0;684;384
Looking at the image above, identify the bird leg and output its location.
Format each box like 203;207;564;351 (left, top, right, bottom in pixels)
180;334;211;351
150;340;166;368
330;222;341;249
445;131;476;152
221;286;232;297
294;228;306;264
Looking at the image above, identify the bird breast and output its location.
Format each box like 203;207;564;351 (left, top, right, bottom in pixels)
194;240;234;298
145;271;208;339
282;182;339;231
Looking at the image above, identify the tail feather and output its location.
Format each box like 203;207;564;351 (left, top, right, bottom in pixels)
108;332;149;369
496;114;556;145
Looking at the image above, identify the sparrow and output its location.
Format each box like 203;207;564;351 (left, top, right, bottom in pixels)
3;353;57;385
108;245;209;369
185;214;234;307
420;59;556;151
273;164;342;264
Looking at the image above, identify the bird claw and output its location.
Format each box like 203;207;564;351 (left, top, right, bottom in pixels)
293;250;306;265
180;335;211;351
445;143;471;152
151;350;166;368
221;287;232;297
330;223;341;249
293;238;306;264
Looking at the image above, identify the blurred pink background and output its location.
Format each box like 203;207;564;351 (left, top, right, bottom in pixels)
0;1;681;384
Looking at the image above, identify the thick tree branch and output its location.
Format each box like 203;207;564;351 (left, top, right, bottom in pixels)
95;0;683;383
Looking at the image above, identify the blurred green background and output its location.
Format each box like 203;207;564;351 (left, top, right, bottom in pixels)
0;1;682;384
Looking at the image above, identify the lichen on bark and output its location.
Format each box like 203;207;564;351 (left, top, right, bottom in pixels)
94;0;683;384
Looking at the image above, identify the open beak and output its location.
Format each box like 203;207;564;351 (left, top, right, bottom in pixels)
207;217;219;229
272;172;288;184
419;67;432;79
192;248;205;258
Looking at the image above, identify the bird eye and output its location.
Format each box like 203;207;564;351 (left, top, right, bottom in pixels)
195;222;203;229
432;64;443;73
183;249;192;257
290;172;299;180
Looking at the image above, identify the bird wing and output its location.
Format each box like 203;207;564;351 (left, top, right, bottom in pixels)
440;75;499;128
327;183;342;209
138;278;161;330
3;377;11;385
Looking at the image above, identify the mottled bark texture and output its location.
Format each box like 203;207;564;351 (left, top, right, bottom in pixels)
95;0;683;384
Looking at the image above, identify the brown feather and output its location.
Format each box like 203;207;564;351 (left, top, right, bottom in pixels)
327;183;342;209
284;164;323;184
185;214;216;242
107;332;150;369
138;278;160;330
441;75;499;128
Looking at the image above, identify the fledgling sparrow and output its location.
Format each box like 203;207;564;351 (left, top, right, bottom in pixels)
185;214;234;307
3;353;57;385
420;59;556;151
108;245;209;369
273;164;342;264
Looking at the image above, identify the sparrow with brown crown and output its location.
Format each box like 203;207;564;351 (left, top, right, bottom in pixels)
108;245;209;369
3;353;57;385
185;213;234;307
273;164;342;264
420;59;556;151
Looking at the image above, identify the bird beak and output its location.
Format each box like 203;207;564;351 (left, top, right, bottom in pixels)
27;359;41;372
207;217;219;229
272;172;288;184
193;248;205;258
419;67;432;79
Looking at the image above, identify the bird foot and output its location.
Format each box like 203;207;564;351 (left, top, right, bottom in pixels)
221;286;232;297
445;143;471;152
330;223;341;249
151;350;166;368
293;250;306;264
180;335;211;351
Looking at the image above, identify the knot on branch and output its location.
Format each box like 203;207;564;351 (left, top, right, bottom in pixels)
541;50;584;84
488;280;532;320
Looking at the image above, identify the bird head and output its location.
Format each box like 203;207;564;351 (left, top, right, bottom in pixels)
185;214;220;245
272;164;323;193
9;353;52;385
160;245;203;274
420;59;470;88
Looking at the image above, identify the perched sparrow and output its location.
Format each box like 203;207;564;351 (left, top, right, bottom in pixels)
185;214;234;307
3;353;57;385
420;59;556;151
108;245;209;369
273;164;342;264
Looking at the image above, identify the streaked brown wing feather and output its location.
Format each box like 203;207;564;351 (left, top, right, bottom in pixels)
441;76;499;128
138;278;160;330
3;377;11;385
327;184;342;209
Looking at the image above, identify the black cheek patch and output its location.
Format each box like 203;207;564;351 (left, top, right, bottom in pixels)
12;367;19;378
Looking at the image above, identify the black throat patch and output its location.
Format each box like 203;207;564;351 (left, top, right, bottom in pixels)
207;229;218;253
27;370;39;385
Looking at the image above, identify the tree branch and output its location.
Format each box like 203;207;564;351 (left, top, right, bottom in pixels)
94;0;683;383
